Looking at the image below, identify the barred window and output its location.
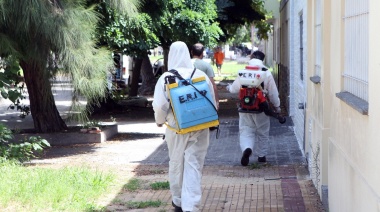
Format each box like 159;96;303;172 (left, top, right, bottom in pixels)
343;0;369;102
314;0;322;76
300;13;304;81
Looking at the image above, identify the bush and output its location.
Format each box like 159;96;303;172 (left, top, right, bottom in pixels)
0;124;50;162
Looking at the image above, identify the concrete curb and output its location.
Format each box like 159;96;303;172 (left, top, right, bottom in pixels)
12;124;118;146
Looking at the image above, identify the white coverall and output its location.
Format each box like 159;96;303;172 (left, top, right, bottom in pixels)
227;59;280;158
152;41;217;212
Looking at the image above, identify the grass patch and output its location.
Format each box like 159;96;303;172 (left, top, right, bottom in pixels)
150;181;170;190
149;56;274;81
0;161;114;211
214;60;247;74
123;178;141;192
149;56;247;81
112;198;163;209
212;59;275;81
149;55;164;63
126;200;163;209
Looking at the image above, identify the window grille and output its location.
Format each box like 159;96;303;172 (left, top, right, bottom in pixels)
343;0;369;102
314;0;322;76
300;13;304;81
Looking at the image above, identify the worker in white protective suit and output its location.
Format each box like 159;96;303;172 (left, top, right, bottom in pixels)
226;56;281;166
152;41;217;212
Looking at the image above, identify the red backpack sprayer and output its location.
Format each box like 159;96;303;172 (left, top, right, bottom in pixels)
237;65;286;124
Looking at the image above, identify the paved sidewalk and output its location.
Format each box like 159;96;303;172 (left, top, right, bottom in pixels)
0;85;326;211
105;164;322;212
101;117;325;212
35;117;324;211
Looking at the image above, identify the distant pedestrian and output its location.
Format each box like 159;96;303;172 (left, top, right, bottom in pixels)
152;41;217;212
213;46;224;76
226;51;281;166
191;43;219;109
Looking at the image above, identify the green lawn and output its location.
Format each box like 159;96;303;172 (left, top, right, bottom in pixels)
148;55;247;81
149;55;164;63
211;60;247;81
0;162;115;211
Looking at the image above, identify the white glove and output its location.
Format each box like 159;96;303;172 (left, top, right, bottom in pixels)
275;107;281;113
226;83;231;92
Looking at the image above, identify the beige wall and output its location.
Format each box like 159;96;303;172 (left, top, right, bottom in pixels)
306;0;380;211
305;0;330;194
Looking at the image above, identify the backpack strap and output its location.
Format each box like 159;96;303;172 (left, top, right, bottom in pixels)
167;69;215;108
165;68;220;137
190;68;196;79
168;68;196;81
167;69;189;85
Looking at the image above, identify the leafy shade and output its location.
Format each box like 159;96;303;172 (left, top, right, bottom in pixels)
95;3;159;57
0;0;114;132
216;0;269;41
102;0;141;15
0;57;29;118
150;0;223;49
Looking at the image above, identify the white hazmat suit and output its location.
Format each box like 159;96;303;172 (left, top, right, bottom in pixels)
152;41;217;212
227;59;280;164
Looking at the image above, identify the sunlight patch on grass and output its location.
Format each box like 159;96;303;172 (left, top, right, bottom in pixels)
0;162;114;211
123;178;142;192
150;181;170;190
112;198;163;209
126;200;163;209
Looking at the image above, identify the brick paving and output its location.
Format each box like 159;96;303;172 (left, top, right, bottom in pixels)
104;164;324;212
21;115;326;211
101;116;325;212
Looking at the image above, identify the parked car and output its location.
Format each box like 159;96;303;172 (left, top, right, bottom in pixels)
127;57;165;86
152;58;165;78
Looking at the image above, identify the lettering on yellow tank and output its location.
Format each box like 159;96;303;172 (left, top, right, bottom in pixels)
178;90;207;103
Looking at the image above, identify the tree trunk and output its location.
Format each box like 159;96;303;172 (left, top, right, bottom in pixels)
128;58;143;97
163;46;170;72
138;54;156;96
20;60;68;133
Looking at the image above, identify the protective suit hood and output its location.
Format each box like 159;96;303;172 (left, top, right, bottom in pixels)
248;58;268;69
168;41;193;70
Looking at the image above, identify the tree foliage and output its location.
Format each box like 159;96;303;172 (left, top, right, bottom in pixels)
94;1;159;57
216;0;270;41
0;0;138;132
93;0;224;97
0;124;50;163
92;0;160;97
228;25;251;45
95;0;223;60
154;0;223;49
0;57;30;118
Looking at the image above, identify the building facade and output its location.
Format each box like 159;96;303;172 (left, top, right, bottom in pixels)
288;0;308;157
305;0;380;211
